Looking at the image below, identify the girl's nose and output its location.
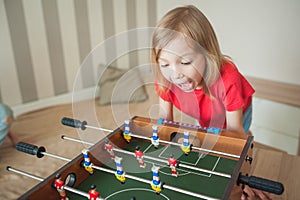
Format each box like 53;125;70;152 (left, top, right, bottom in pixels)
174;72;184;79
169;64;181;77
170;69;184;80
170;63;178;72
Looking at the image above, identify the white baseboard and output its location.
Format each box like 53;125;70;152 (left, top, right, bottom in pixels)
12;87;97;116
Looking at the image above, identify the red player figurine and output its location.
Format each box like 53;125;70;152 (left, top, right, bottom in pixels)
134;146;146;168
104;140;115;159
54;173;69;200
168;154;179;177
88;184;100;200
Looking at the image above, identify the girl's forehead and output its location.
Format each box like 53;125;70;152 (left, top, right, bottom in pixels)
159;36;197;57
159;50;195;61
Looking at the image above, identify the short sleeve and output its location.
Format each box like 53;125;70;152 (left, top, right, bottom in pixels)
155;82;172;102
223;75;255;112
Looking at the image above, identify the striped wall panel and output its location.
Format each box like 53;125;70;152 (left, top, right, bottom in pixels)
0;0;157;107
0;0;22;105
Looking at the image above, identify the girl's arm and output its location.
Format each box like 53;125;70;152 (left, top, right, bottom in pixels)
226;108;246;134
158;97;173;121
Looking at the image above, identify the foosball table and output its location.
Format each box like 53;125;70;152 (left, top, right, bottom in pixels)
7;116;284;200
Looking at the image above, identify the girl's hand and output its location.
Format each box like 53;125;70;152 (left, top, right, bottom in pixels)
241;185;273;200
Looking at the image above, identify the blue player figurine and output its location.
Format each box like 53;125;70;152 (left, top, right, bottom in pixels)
82;149;94;174
151;125;159;148
123;120;132;142
181;131;192;155
151;165;162;194
114;156;126;183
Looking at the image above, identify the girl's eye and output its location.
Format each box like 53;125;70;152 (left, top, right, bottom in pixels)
160;63;169;68
181;61;191;65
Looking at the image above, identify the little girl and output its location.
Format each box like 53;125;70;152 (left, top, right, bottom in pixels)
152;5;254;135
152;5;271;200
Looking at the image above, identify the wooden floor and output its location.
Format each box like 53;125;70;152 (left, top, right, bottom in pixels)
251;142;300;200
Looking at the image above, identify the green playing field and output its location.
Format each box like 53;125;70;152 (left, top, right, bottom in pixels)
68;139;237;200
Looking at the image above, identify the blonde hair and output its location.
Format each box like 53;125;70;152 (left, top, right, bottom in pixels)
152;5;229;95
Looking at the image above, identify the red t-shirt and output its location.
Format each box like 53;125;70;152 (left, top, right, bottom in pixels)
156;61;255;129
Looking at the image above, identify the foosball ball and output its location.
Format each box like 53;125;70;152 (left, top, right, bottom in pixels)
7;116;284;200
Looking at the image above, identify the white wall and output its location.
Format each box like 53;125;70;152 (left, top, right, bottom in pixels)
157;0;300;85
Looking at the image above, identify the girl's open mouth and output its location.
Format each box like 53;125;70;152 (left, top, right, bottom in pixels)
176;80;194;92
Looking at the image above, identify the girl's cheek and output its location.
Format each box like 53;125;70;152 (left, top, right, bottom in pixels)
160;68;173;80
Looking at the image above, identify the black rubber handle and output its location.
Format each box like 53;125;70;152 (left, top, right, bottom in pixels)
238;174;284;195
16;142;46;158
61;117;87;130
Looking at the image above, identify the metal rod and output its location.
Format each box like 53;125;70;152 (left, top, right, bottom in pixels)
63;185;103;200
85;125;113;133
42;152;72;162
6;166;44;182
62;135;94;146
92;165;151;185
179;163;231;178
192;148;240;159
